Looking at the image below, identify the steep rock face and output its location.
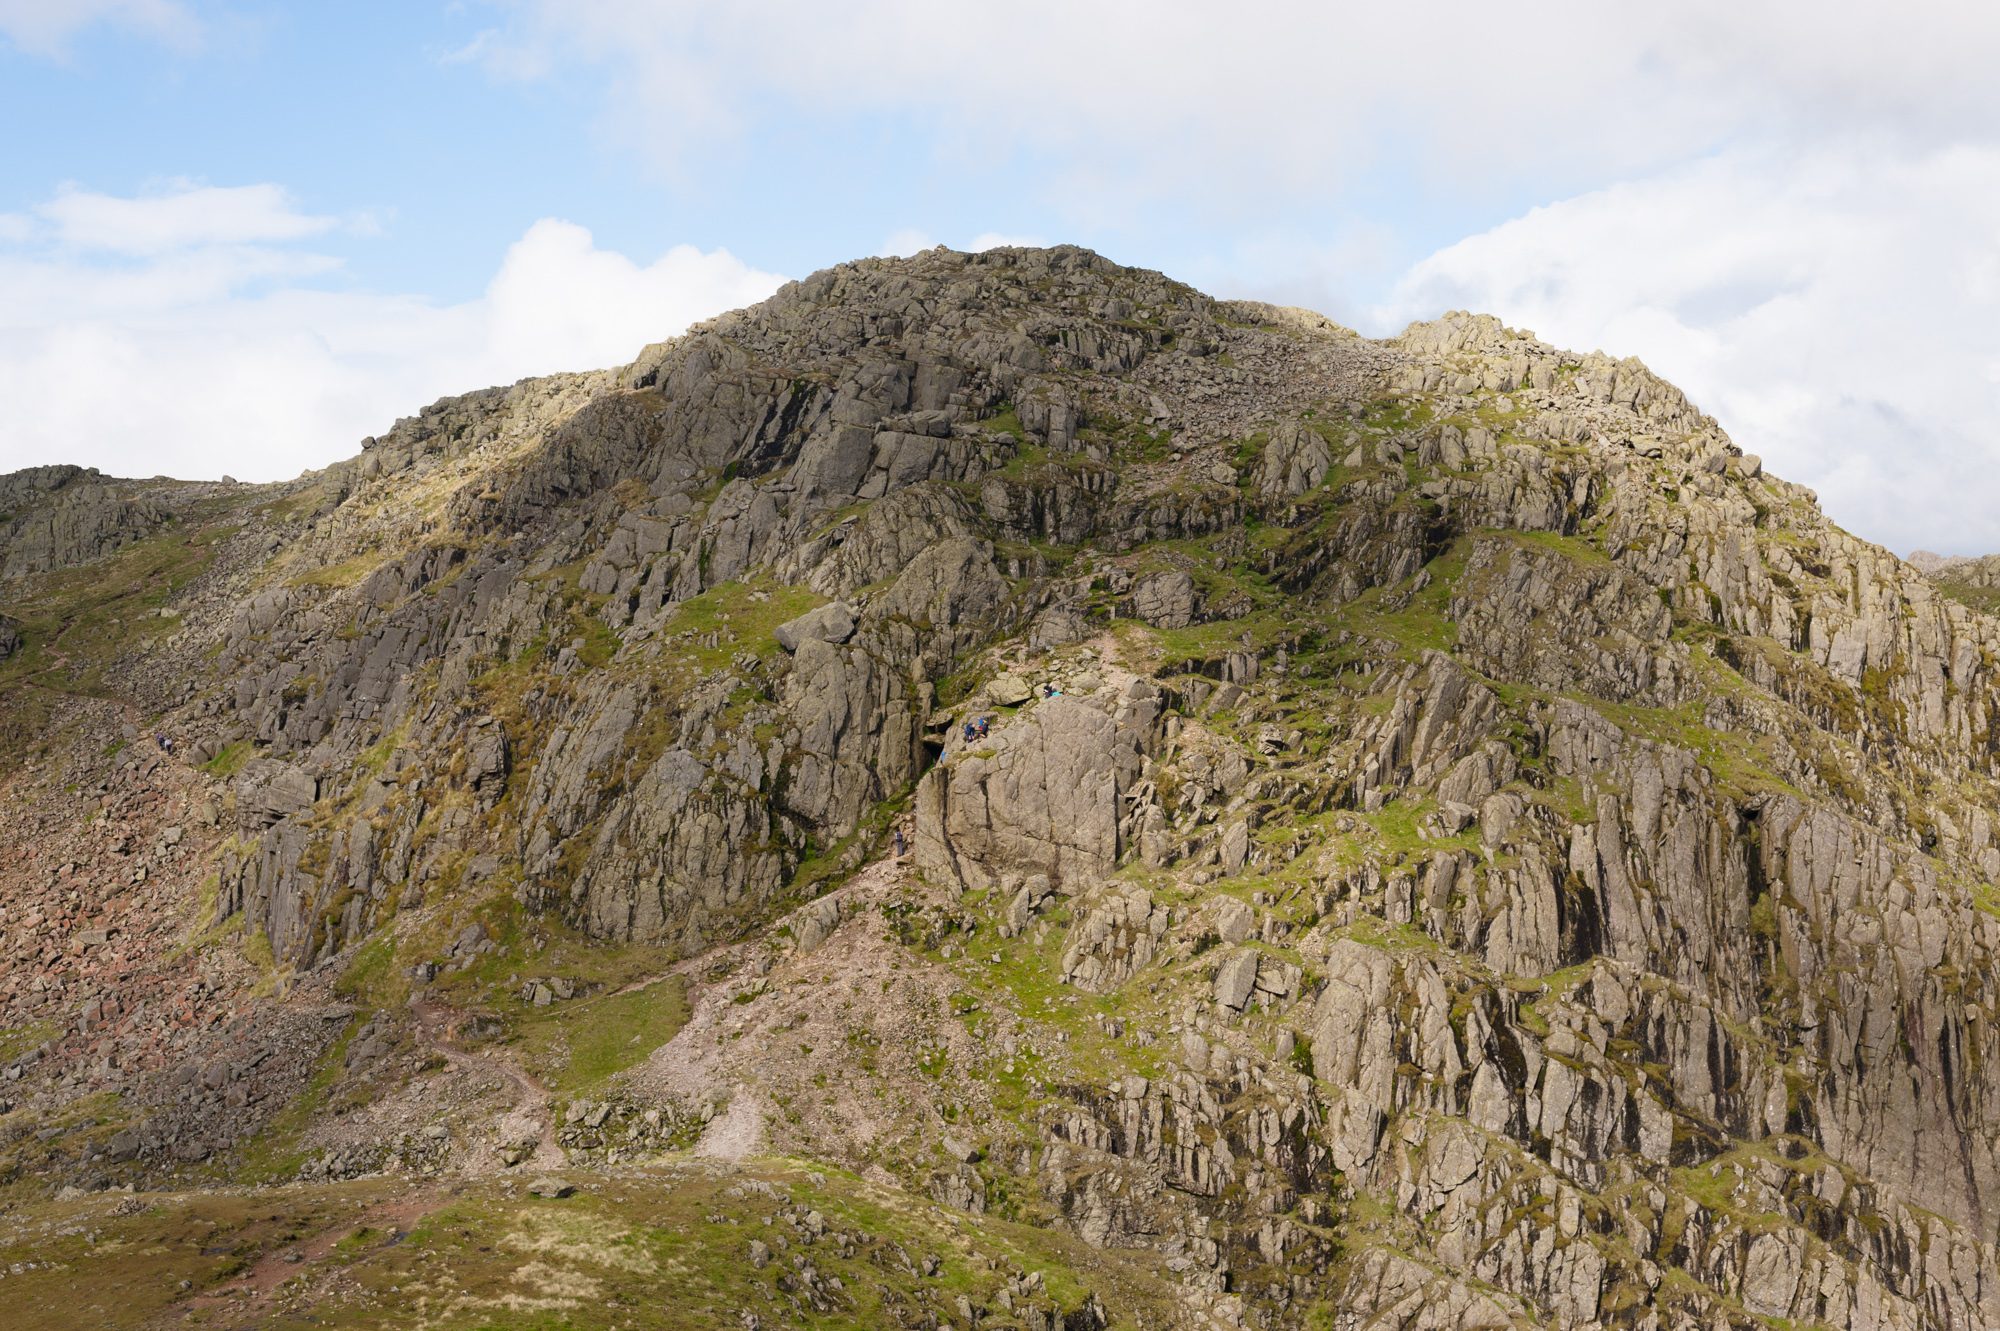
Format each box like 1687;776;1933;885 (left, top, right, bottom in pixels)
188;248;1207;965
916;685;1159;892
12;247;2000;1330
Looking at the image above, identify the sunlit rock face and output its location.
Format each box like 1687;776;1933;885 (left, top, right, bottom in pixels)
8;245;2000;1329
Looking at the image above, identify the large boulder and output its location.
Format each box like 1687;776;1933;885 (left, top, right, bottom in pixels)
774;601;856;652
915;682;1160;892
1213;948;1260;1010
1128;570;1198;629
987;672;1032;705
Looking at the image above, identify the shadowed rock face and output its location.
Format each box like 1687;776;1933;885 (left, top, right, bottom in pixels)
9;244;2000;1328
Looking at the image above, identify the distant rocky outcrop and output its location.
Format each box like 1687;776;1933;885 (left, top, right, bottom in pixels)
0;464;185;579
1913;548;2000;613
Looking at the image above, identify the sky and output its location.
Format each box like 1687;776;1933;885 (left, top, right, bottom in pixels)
1;3;1997;554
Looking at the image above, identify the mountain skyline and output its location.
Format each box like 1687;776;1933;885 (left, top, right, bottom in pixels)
4;2;2000;554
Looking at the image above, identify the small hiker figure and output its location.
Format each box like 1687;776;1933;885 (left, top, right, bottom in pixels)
1042;683;1061;699
962;720;978;744
156;734;172;754
975;716;991;740
893;827;906;857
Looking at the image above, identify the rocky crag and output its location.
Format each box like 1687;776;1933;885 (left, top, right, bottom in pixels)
4;245;2000;1329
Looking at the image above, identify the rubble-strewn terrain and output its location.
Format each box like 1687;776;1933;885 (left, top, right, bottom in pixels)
6;244;2000;1328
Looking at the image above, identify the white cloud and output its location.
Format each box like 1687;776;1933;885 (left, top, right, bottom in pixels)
1167;223;1406;330
1375;145;2000;555
464;1;2000;220
481;218;788;375
0;0;198;57
439;24;550;80
0;188;786;485
34;182;341;255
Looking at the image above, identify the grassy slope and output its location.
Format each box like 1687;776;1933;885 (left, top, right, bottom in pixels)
1;1162;1180;1330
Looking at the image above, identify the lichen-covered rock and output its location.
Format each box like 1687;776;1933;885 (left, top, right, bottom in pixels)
1210;948;1259;1010
1254;417;1332;499
774;601;855;652
1059;886;1168;991
234;759;317;830
1128;570;1199;629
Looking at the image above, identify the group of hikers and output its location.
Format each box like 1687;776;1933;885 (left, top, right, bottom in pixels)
955;678;1074;747
956;682;1068;747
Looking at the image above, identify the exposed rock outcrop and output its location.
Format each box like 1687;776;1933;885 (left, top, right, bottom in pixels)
10;246;2000;1331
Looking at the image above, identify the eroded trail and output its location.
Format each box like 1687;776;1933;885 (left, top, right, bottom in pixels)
410;999;564;1170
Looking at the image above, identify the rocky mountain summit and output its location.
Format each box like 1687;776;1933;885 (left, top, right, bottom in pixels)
4;244;2000;1329
1910;550;2000;618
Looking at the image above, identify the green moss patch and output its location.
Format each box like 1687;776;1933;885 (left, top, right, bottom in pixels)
513;975;691;1098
